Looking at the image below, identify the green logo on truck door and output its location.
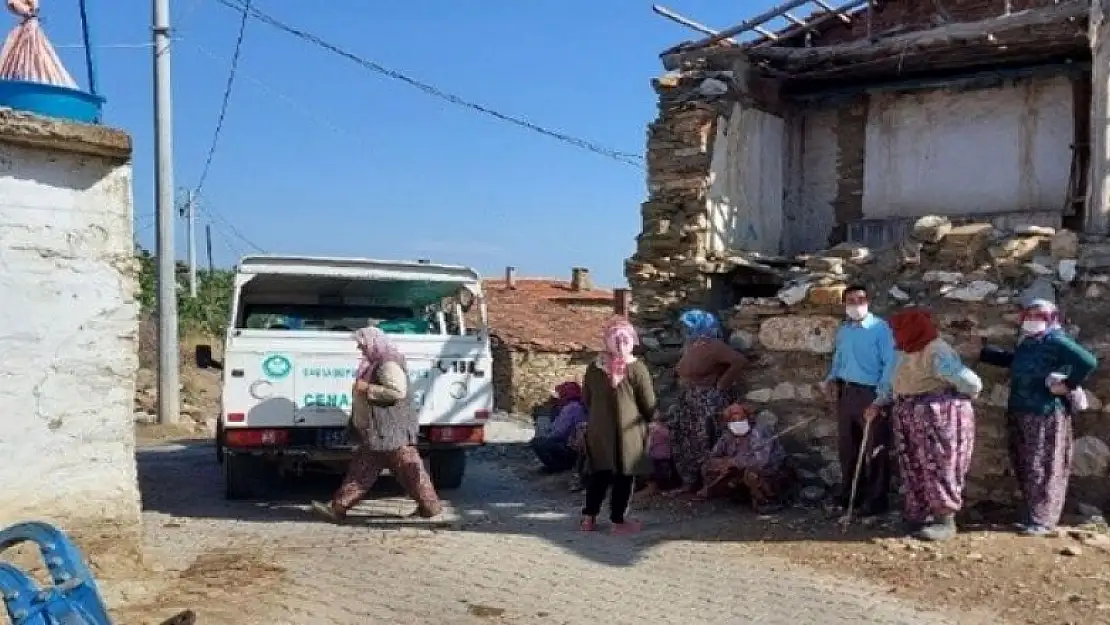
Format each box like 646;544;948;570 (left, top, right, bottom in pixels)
261;354;292;379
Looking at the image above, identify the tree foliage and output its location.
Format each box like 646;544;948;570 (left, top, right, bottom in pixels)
135;246;234;337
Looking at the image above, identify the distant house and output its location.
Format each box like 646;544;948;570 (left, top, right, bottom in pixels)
482;267;629;415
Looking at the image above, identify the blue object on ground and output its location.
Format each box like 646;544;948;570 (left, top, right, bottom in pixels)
0;521;111;624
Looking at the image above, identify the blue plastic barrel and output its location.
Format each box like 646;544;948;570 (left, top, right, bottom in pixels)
0;79;104;124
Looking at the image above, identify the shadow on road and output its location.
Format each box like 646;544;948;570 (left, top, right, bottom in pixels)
134;438;950;568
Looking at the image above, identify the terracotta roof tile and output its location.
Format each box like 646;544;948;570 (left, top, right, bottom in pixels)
480;278;616;353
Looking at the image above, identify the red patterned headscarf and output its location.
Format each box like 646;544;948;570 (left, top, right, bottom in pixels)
889;308;939;354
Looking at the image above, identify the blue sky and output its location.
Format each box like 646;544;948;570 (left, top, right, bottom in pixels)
38;1;771;287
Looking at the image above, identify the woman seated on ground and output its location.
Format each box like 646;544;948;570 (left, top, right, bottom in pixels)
637;421;680;498
694;404;790;513
531;381;589;474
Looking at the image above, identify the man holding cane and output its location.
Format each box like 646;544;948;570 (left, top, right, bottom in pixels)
819;285;898;518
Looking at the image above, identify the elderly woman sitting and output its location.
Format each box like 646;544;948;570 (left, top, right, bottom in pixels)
695;404;790;512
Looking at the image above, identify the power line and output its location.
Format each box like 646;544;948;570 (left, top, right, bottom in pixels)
196;200;266;254
194;0;253;196
189;40;356;141
213;0;644;168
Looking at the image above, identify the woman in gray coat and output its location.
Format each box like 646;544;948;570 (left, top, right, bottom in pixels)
313;326;442;521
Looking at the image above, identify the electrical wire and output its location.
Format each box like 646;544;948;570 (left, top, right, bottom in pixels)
213;0;644;168
193;0;252;196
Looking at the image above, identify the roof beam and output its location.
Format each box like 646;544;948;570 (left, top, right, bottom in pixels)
651;5;739;44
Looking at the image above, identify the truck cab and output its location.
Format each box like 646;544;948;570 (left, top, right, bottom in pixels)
195;255;493;500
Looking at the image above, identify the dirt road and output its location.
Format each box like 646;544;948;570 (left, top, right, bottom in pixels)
123;435;1003;625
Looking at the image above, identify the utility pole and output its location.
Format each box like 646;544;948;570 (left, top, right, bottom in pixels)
205;224;215;273
182;189;198;297
153;0;179;425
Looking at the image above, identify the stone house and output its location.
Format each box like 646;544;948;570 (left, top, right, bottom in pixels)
0;109;142;537
631;0;1110;509
484;267;629;415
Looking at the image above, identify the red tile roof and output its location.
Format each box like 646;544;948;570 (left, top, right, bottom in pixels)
481;278;616;353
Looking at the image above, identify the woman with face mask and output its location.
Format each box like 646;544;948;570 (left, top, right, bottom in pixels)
888;308;982;542
694;404;790;512
579;317;657;534
979;299;1098;536
666;308;747;498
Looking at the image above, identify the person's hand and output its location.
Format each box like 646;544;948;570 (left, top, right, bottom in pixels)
819;380;838;402
863;404;881;422
1049;381;1069;396
354;379;370;394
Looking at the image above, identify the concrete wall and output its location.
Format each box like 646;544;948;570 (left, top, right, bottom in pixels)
0;111;140;529
781;75;1073;253
783;108;839;256
707;103;786;256
862;76;1074;218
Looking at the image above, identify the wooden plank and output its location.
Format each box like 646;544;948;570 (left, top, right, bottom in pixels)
749;1;1088;68
651;5;738;44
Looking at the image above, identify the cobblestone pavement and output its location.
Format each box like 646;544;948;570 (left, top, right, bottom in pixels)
133;437;1000;625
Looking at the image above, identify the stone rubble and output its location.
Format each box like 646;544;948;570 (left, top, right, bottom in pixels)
636;209;1110;509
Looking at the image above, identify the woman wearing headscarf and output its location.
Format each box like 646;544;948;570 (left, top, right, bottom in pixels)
579;317;657;535
313;326;442;522
531;381;588;474
694;404;790;512
885;308;982;542
979;299;1098;535
665;308;746;496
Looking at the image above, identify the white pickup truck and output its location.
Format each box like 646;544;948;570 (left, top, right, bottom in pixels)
194;255;494;500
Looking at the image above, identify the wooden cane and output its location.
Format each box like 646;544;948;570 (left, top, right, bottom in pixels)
840;416;872;533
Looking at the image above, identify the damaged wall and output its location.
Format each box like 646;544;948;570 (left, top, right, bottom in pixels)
644;216;1110;510
0;111;142;531
862;76;1074;219
707;102;786;256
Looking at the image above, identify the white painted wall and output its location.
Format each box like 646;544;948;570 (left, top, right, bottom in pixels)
0;141;141;527
862;76;1074;218
784;108;839;256
707;102;786;255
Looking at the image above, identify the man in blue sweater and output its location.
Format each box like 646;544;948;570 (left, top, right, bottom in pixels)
819;285;898;517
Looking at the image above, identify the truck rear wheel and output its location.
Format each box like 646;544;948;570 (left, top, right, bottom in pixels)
224;452;265;500
429;449;466;490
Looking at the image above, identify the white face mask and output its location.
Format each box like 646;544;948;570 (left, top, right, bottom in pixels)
727;421;751;437
1022;320;1048;335
845;305;868;321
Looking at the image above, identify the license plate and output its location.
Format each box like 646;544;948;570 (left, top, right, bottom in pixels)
319;428;351;449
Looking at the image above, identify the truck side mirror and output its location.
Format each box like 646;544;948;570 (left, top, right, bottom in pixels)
195;344;223;370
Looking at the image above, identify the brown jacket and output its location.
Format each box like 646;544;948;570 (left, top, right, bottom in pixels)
351;360;418;451
582;359;657;476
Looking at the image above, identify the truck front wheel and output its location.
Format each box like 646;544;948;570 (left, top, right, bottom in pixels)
429;449;466;490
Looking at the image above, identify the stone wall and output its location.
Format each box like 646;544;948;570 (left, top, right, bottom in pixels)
641;215;1110;510
0;110;142;530
492;346;595;416
626;69;733;330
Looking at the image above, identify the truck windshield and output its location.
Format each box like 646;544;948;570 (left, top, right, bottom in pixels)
233;273;485;336
239;303;416;333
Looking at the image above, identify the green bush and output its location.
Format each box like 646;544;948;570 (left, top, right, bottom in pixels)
135;247;234;337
